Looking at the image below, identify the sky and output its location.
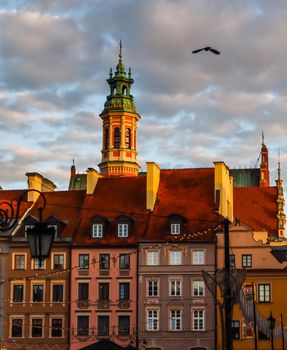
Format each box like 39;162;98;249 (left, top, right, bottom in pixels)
1;0;287;190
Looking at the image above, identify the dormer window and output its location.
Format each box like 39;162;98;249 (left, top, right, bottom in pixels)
171;223;181;235
118;224;128;237
168;214;185;235
93;224;103;238
91;216;106;238
25;225;35;237
117;215;133;238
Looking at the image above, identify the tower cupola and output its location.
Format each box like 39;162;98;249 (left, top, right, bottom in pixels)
98;42;140;176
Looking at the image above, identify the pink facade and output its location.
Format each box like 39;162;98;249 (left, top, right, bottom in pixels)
70;247;137;349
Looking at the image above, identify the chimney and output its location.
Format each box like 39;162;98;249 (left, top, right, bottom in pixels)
214;162;234;222
26;172;56;202
86;168;102;195
146;162;160;211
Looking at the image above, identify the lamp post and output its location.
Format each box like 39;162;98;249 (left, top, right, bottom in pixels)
268;312;276;350
0;189;55;263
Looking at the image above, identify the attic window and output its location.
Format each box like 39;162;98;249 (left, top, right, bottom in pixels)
168;214;185;235
117;216;133;238
171;223;181;235
93;224;103;238
25;225;34;237
91;216;106;238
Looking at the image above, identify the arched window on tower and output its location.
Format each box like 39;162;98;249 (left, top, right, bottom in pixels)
114;128;120;148
105;128;109;149
122;86;127;95
125;128;131;149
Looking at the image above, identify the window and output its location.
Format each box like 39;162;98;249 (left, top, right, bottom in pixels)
118;316;130;336
79;254;89;269
193;280;204;297
77;315;89;336
114;127;120;148
31;318;43;337
14;254;25;270
192;250;205;265
118;223;129;237
119;283;130;300
169;251;182;265
99;254;110;269
147;309;159;331
229;254;235;268
11;319;23;337
13;285;24;302
99;283;109;300
170;310;181;331
258;284;271;303
193;310;205;331
232;320;240;340
105;128;109;149
147;251;159;265
242;254;252;267
125;128;131;148
33;258;44;270
148;280;159;297
171;223;181;235
119;254;130;269
98;316;109;336
170;280;182;297
51;318;63;337
53;254;64;269
32;284;44;302
52;284;64;303
78;283;89;301
93;224;103;238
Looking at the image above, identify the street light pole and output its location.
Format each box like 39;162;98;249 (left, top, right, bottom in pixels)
268;312;276;350
223;218;233;350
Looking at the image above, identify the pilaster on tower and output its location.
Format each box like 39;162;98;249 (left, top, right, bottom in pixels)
259;133;270;188
98;42;141;176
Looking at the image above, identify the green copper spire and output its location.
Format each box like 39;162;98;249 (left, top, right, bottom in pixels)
115;40;126;76
101;41;137;114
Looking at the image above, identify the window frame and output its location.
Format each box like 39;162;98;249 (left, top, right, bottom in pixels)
92;223;104;238
98;315;110;336
12;284;24;303
118;315;130;336
119;282;130;300
13;253;26;270
10;316;24;338
192;250;205;265
119;254;130;269
77;315;89;337
170;223;181;235
192;309;205;331
169;309;182;331
52;253;65;270
78;282;89;301
169;251;182;265
242;254;252;268
52;283;64;303
98;282;110;301
146;309;159;331
32;284;44;303
114;127;121;148
31;316;44;338
147;250;159;266
51;317;64;338
99;254;110;270
147;280;159;297
169;280;182;297
192;280;205;297
258;283;271;303
79;254;90;270
232;320;241;340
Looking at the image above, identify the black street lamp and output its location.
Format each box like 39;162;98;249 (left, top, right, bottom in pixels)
268;312;276;350
0;189;55;263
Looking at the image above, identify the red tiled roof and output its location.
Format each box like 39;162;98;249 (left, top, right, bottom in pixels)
0;189;32;217
147;169;222;241
234;186;278;236
26;190;85;237
74;169;222;244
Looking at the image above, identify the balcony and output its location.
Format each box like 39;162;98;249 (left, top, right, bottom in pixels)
97;299;110;309
77;299;89;309
118;300;130;309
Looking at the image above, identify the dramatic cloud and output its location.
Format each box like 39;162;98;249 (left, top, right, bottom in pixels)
0;0;287;190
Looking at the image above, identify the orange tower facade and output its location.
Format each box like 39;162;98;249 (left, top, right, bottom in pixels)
98;42;140;176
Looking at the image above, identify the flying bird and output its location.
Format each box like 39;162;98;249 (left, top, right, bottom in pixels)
192;47;221;55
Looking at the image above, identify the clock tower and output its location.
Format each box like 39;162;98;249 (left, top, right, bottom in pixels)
98;42;140;176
